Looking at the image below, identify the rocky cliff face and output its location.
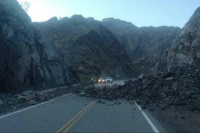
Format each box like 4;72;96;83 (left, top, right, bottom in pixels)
33;16;133;81
0;0;79;93
102;18;138;44
102;18;181;76
167;7;200;68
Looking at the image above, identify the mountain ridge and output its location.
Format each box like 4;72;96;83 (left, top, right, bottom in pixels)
33;15;133;81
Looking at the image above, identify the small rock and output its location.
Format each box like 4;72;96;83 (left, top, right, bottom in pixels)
165;77;174;81
29;100;37;105
102;101;105;104
138;74;145;80
8;102;13;105
98;100;101;103
161;106;166;111
181;116;185;119
22;90;33;96
25;94;35;101
142;105;147;109
50;94;55;97
0;100;3;105
17;96;26;102
79;91;86;96
186;114;191;117
187;105;200;111
149;108;154;111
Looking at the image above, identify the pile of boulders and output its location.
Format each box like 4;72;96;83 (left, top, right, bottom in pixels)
76;65;200;112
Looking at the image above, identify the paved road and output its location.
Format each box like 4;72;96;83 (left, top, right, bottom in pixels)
0;80;164;133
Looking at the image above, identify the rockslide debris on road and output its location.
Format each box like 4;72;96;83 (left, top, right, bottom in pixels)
76;65;200;112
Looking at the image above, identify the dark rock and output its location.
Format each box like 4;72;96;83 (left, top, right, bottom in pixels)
98;99;102;103
187;104;200;111
181;116;185;119
0;100;3;105
174;99;187;106
142;105;147;109
149;108;154;111
161;106;166;111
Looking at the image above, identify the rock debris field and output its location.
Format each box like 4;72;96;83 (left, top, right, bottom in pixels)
76;65;200;112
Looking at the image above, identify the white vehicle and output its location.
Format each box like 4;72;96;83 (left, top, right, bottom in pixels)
106;77;113;83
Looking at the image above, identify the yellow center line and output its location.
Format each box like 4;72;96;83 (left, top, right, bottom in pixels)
56;100;95;133
64;100;97;133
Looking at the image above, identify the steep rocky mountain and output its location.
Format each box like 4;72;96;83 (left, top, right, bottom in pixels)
102;18;138;44
76;8;200;132
0;0;79;93
167;7;200;68
33;16;133;81
102;18;181;76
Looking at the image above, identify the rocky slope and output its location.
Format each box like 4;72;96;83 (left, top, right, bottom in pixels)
33;16;133;81
167;7;200;68
102;18;138;44
102;18;181;76
0;0;79;93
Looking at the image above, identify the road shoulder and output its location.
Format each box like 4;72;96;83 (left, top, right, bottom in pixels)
146;105;200;133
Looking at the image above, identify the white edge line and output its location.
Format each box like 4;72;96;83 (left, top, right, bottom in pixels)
135;102;160;133
0;93;71;119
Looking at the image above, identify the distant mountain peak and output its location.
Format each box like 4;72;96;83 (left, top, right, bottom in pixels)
102;17;115;21
194;6;200;15
102;17;137;28
71;14;84;20
46;17;58;23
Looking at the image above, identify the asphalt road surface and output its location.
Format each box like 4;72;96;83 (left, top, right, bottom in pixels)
0;80;165;133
